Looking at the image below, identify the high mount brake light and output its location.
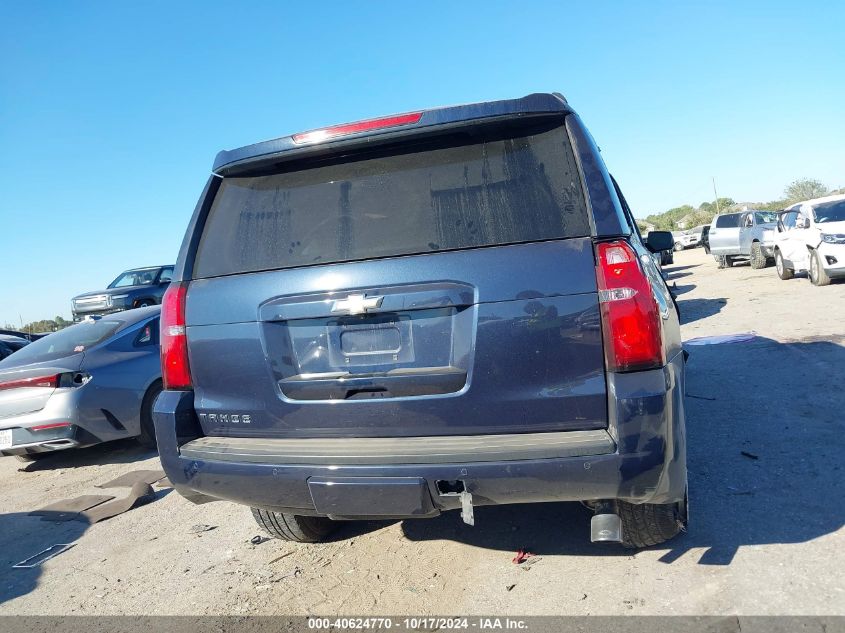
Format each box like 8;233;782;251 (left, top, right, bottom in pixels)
292;112;423;144
160;282;192;390
0;374;60;391
595;241;665;372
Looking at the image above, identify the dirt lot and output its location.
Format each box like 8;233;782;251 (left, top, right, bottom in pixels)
1;247;843;616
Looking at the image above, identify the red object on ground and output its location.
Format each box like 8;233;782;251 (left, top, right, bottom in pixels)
512;548;535;564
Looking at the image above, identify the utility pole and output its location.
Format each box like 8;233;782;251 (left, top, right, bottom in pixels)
712;177;721;214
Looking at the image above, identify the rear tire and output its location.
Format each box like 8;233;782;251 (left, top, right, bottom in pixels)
137;380;162;449
775;250;794;280
618;499;685;548
749;242;768;269
809;249;831;286
251;508;337;543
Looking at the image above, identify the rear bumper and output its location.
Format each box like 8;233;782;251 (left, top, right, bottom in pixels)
154;354;686;516
0;389;98;457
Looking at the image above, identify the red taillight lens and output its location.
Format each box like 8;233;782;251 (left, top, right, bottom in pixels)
292;111;423;144
160;282;192;390
0;374;60;391
595;241;664;372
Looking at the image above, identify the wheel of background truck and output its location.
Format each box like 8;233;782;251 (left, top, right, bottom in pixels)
775;250;794;280
136;300;153;308
749;242;767;269
716;255;727;269
251;508;337;543
809;249;831;286
617;499;685;548
137;380;162;449
674;241;683;252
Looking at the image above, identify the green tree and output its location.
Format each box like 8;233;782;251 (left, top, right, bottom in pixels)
784;178;828;205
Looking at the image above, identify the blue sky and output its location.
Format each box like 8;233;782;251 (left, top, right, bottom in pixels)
1;1;843;324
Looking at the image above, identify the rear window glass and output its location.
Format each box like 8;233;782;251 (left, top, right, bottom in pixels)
194;121;589;278
715;214;741;228
0;319;122;366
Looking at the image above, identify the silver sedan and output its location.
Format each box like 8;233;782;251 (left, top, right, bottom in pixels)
0;307;162;460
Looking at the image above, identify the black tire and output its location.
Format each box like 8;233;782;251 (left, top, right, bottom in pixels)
136;300;154;308
251;508;337;543
137;380;162;449
749;242;768;269
618;500;685;548
809;249;831;286
775;249;794;280
674;242;684;252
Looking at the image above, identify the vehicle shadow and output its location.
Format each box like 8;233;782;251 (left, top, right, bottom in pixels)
400;336;845;565
15;439;156;473
663;264;701;274
677;297;727;324
0;512;90;605
670;283;696;296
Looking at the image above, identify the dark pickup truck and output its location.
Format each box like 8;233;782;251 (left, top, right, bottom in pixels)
154;93;687;548
71;266;174;321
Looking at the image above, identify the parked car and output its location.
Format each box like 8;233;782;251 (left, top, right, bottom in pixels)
0;307;162;461
672;230;699;251
708;210;778;269
0;335;30;361
155;92;688;548
701;225;711;254
687;225;707;247
71;265;174;321
774;194;845;286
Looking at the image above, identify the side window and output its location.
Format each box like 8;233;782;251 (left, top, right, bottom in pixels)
783;212;797;230
609;175;641;240
743;214;753;227
134;318;160;347
158;267;174;283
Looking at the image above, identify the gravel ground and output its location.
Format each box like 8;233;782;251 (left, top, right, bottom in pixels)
1;246;843;615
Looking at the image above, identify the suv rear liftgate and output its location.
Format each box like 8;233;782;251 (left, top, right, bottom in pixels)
155;93;687;547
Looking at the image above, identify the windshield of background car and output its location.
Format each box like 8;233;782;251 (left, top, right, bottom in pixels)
812;200;845;223
194;120;590;278
108;270;158;288
0;319;122;365
754;211;778;224
715;214;741;228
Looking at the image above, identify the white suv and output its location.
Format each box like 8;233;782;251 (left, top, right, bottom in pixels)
774;193;845;286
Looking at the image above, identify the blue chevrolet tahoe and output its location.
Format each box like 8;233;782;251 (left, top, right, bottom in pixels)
154;93;687;547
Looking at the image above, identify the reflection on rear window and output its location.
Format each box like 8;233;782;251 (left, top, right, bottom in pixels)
715;214;741;228
0;320;121;366
194;121;589;278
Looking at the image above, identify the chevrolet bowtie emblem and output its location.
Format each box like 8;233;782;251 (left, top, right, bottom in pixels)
331;293;384;315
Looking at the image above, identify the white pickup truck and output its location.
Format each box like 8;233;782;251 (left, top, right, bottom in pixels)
708;210;778;269
774;194;845;286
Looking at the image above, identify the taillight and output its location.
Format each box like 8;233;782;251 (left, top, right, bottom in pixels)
595;241;664;372
0;374;60;391
292;112;423;144
160;282;192;390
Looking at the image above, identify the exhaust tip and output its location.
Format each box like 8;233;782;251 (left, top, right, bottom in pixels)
590;512;623;543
